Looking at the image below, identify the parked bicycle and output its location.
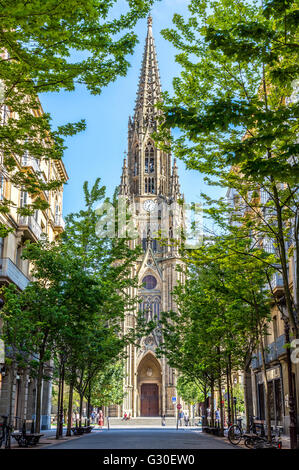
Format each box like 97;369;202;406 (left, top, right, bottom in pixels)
228;416;256;446
248;426;283;449
228;416;283;449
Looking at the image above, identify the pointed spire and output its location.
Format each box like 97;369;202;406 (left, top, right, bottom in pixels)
171;158;181;198
133;15;162;128
119;156;129;196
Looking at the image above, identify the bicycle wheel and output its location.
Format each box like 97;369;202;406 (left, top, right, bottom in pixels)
228;425;242;445
244;437;255;449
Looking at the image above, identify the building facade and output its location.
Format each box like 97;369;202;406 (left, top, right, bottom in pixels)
0;94;67;429
109;17;185;418
226;184;299;434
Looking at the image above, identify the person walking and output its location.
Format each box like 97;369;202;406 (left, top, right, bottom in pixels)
161;415;166;427
215;408;220;427
98;410;104;428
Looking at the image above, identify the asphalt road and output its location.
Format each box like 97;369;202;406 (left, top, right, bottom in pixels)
44;428;236;450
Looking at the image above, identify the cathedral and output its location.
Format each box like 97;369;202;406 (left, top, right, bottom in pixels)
111;16;185;418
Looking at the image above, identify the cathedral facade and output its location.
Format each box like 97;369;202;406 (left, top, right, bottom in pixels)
113;16;185;418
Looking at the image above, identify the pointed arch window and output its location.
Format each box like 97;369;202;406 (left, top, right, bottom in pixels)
134;146;139;176
145;142;155;174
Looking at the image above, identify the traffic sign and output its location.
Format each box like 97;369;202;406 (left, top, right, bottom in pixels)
177;404;182;410
172;396;177;403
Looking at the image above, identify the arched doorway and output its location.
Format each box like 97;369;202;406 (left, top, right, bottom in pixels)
141;383;159;416
137;352;162;417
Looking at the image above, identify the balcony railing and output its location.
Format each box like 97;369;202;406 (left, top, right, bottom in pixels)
270;272;284;291
251;334;286;369
0;257;30;290
54;215;65;230
21;155;40;174
19;215;43;240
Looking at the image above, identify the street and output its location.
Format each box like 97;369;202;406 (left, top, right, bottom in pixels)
44;428;237;450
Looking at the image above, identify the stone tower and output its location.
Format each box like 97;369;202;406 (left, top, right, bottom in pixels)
116;16;184;418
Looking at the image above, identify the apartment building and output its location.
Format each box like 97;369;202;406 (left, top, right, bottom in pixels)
0;97;68;429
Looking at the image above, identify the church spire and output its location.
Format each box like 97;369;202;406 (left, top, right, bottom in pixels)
119;157;129;196
171;158;181;199
133;15;162;128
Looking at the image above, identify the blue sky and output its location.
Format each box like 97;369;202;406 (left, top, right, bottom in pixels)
39;0;224;218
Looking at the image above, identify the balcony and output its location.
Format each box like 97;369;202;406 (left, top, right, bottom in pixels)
54;215;65;232
19;215;43;241
0;257;29;291
251;334;286;369
21;155;40;174
270;272;284;292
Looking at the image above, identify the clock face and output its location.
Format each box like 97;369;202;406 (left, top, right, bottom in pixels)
143;199;156;212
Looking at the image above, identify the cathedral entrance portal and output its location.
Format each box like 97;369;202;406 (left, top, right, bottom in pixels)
141;384;159;416
137;352;162;416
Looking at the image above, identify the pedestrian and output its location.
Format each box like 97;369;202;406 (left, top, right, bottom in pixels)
215;408;220;427
98;410;104;428
122;412;128;421
207;407;211;426
161;415;166;427
184;412;189;427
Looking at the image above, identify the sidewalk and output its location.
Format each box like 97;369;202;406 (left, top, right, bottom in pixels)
221;428;291;449
6;427;82;449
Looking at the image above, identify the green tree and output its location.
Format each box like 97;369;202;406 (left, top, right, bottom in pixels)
0;0;156;235
90;361;126;409
157;0;299;447
176;375;204;406
158;234;272;435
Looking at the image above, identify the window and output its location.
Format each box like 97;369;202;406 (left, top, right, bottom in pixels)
0;174;5;200
16;245;22;268
1;105;9;125
145;143;154;174
20;189;27;207
134;146;139;176
142;275;157;290
139;295;161;322
0;237;4;258
273;316;278;341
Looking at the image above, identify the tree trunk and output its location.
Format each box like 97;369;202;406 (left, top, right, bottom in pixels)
243;363;254;432
55;368;62;439
259;330;272;442
272;184;298;337
35;358;44;433
58;361;65;437
284;321;298;449
79;393;84;427
218;375;224;436
66;381;74;436
202;386;208;426
87;381;91;426
210;379;215;427
6;359;16;449
228;357;235;424
226;365;232;426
